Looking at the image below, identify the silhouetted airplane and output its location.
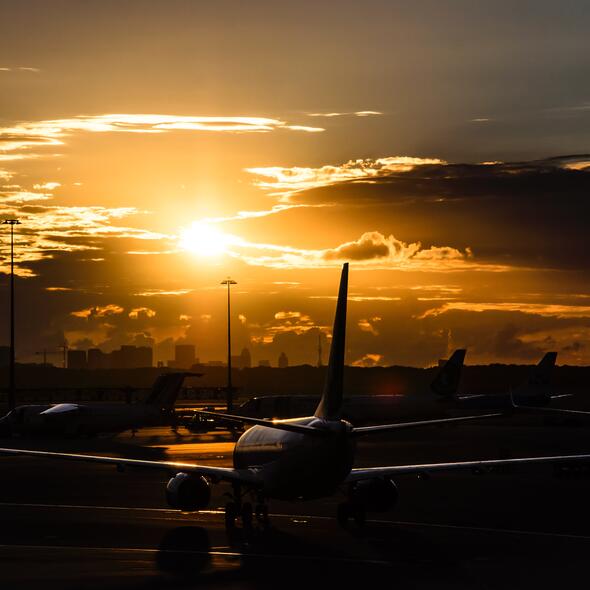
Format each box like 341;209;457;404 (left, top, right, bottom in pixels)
436;350;567;410
0;372;197;437
186;351;467;432
3;265;590;530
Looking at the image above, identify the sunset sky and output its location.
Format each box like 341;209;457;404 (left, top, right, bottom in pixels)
1;0;590;367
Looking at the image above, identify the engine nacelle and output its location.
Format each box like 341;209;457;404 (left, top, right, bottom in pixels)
348;478;398;512
166;472;210;512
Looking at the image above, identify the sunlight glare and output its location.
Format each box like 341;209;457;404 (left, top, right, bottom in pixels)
179;222;236;257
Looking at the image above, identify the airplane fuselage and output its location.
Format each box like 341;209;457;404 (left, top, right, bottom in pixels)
233;417;355;501
0;403;175;437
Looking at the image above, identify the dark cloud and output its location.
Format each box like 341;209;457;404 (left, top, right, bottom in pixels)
285;155;590;270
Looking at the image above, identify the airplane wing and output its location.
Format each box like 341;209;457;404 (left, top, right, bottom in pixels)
0;447;261;486
193;410;331;437
513;404;590;418
509;389;586;417
351;412;503;436
346;452;590;483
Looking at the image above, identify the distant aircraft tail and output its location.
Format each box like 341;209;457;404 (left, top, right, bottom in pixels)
430;349;466;398
528;352;557;387
315;263;348;420
145;372;199;408
514;352;557;400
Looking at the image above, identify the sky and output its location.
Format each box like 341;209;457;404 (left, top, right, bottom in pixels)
1;0;590;367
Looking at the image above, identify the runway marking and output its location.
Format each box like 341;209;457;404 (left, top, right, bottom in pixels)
0;543;393;567
2;502;590;542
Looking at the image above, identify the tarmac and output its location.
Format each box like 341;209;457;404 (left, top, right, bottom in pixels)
2;417;590;589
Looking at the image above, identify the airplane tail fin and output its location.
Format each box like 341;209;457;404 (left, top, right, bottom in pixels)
511;351;557;401
528;352;557;387
314;263;348;420
430;349;466;398
145;372;200;408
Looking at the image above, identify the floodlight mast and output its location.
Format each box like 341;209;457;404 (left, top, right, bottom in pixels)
2;219;21;411
221;278;237;412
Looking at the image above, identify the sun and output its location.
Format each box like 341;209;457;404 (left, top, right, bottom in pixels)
179;222;236;257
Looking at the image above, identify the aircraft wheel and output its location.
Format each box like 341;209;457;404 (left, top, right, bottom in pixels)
241;502;253;532
224;501;237;530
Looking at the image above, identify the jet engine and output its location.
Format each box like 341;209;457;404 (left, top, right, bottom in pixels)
348;477;398;512
166;472;210;512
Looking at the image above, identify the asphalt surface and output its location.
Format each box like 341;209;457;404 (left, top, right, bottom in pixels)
2;418;590;589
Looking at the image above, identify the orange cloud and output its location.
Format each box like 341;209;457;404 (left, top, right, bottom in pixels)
71;304;124;319
246;156;444;197
129;307;157;319
419;302;590;319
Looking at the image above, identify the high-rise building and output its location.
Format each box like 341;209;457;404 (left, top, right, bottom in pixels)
111;345;153;368
67;349;87;369
278;351;289;368
87;348;107;369
174;344;196;369
240;347;251;369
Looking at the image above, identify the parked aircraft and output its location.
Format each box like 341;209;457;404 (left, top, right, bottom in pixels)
0;372;197;437
187;350;466;432
3;264;590;530
186;347;559;432
438;350;567;410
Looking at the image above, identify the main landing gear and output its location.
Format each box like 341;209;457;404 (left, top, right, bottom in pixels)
224;484;270;533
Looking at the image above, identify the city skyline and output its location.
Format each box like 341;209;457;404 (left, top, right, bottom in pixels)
1;1;590;367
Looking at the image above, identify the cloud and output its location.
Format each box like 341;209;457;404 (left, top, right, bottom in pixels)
246;154;590;271
419;302;590;320
251;311;321;344
245;156;444;198
71;304;125;319
229;230;497;271
247;153;590;202
352;353;383;367
307;111;383;118
0;67;40;72
200;203;331;224
33;182;61;190
358;317;381;336
0;114;324;157
134;289;193;297
0;185;171;276
274;310;309;320
309;295;401;301
129;307;157;319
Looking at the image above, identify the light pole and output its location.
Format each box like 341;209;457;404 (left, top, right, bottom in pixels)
2;219;21;411
221;277;237;412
